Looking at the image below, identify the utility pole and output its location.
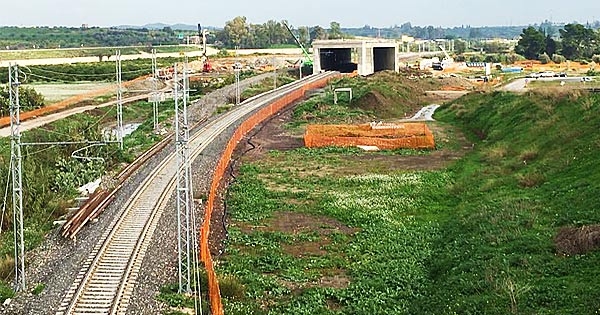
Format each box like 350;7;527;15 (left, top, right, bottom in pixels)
9;64;25;291
151;49;159;132
233;62;241;105
273;57;277;90
115;50;124;149
174;63;192;294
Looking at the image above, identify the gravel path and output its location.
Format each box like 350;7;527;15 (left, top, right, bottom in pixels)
0;73;272;315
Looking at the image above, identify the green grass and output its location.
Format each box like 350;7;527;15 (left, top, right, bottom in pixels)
410;90;600;314
221;147;455;314
220;88;600;314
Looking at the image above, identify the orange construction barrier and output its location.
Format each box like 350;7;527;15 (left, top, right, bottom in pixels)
304;122;435;150
201;74;339;315
0;76;149;128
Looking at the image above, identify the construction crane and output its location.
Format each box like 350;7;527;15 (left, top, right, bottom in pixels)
282;22;313;68
432;44;454;71
198;23;213;72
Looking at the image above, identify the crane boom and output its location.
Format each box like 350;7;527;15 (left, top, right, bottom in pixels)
438;44;451;60
283;22;313;66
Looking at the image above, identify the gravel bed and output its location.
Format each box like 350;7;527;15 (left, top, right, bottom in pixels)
0;73;272;315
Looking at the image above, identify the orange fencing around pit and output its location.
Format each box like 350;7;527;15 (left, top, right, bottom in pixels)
0;75;149;128
201;74;339;315
304;122;435;150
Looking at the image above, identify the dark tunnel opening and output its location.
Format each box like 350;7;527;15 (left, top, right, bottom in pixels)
373;47;395;72
319;48;357;73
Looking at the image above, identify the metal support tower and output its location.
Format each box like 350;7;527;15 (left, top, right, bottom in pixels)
9;64;25;291
151;49;159;132
115;50;124;149
174;63;193;293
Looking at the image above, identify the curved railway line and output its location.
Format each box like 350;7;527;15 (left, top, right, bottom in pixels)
55;71;336;315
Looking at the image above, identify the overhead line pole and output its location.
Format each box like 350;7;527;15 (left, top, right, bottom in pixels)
116;50;124;149
152;49;159;132
9;63;25;292
174;62;193;294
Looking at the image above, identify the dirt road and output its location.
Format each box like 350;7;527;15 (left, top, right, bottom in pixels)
0;93;150;137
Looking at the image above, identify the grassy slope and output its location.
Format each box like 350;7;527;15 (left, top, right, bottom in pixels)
414;91;600;314
221;86;600;314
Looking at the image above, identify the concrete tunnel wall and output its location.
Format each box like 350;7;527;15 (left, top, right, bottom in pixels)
373;47;396;72
312;40;398;76
319;48;357;73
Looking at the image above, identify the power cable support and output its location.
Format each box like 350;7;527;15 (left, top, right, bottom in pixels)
116;50;124;149
9;63;25;291
5;56;130;290
174;62;193;294
151;49;160;132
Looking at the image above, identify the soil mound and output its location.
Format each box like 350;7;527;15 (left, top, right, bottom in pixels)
555;225;600;255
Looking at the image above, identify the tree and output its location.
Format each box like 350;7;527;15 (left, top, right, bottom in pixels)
455;39;467;54
223;16;251;48
515;27;545;60
310;25;327;41
328;22;343;39
560;23;597;60
298;27;310;47
545;35;558;57
469;27;482;39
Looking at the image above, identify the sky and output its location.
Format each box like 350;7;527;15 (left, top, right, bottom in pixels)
0;0;597;28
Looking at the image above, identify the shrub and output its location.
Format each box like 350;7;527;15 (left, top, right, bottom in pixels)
32;283;45;295
592;55;600;64
0;255;14;282
580;60;589;65
517;172;546;188
219;275;246;299
552;54;566;64
538;53;550;64
586;69;599;76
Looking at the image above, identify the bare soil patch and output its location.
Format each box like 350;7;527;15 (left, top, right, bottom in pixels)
555;225;600;256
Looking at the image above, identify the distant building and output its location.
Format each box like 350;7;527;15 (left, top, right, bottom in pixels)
312;39;399;76
81;24;89;29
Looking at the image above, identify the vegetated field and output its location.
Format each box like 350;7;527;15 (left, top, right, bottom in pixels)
0;27;180;49
527;78;600;89
0;45;200;61
218;72;600;314
27;82;115;102
0;56;184;84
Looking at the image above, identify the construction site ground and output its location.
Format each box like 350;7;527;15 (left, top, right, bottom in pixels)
209;98;472;257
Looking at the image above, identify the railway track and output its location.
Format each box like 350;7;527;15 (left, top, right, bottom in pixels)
56;71;336;315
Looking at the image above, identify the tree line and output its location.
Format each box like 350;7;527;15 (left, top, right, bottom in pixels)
212;16;346;49
515;23;600;62
0;26;179;49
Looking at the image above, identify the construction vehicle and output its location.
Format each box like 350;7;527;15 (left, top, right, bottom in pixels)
198;23;213;72
282;22;313;68
432;44;454;71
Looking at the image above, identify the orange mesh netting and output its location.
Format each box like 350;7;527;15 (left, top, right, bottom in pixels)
304;122;435;150
201;74;340;315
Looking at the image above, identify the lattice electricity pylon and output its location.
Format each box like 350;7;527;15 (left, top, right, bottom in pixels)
151;49;159;132
9;64;25;291
174;63;193;293
115;50;124;149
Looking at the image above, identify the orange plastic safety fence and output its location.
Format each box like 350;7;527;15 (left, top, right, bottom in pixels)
0;76;149;128
304;123;435;150
201;75;338;315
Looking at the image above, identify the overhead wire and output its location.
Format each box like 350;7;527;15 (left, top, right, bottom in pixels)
1;158;12;234
27;66;153;78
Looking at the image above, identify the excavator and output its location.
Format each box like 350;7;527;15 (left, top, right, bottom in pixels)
198;23;213;72
432;44;454;71
282;22;313;69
